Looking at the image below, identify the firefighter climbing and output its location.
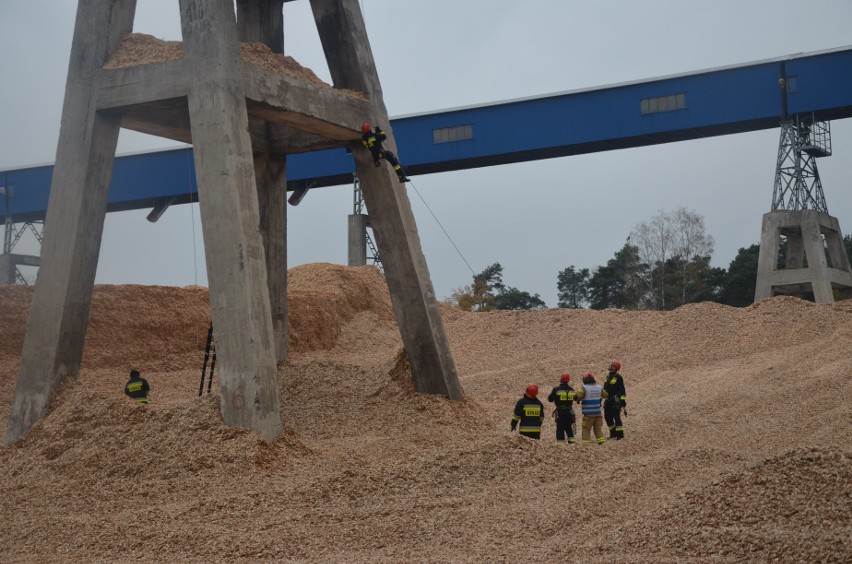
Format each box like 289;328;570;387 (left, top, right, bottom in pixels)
361;123;410;183
510;383;545;440
603;361;627;440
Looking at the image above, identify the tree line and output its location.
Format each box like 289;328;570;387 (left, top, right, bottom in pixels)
447;207;852;311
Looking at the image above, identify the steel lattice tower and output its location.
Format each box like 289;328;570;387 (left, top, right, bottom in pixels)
771;117;830;212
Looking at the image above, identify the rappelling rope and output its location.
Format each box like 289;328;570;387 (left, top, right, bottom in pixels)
406;178;477;277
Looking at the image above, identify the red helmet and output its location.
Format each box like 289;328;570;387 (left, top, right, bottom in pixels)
560;373;571;384
525;384;539;398
609;361;621;372
360;122;372;133
582;371;595;384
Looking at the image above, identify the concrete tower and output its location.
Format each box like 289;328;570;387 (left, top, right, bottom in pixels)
5;0;462;445
754;117;852;303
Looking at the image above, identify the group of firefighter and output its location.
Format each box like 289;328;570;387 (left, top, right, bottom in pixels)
511;361;627;444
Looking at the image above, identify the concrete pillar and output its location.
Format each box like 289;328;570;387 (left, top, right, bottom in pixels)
180;0;282;441
255;152;288;364
348;213;368;266
0;254;14;285
311;0;463;400
237;0;285;52
5;0;137;445
237;0;289;366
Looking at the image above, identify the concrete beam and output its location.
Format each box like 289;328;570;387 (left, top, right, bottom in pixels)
5;0;136;445
97;60;190;109
97;59;366;148
242;65;369;139
180;0;282;442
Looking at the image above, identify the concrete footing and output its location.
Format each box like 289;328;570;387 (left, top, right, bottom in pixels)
754;210;852;303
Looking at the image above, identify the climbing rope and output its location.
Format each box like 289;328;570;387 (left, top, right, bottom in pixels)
406;178;477;278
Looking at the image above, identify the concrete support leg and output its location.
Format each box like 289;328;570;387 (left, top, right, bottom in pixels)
238;0;288;365
348;213;368;266
800;218;833;303
785;229;804;269
755;214;780;302
255;152;288;365
237;0;285;52
0;254;15;285
311;0;463;400
4;0;137;444
180;0;282;441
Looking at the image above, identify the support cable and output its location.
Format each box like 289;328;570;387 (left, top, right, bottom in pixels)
406;178;477;278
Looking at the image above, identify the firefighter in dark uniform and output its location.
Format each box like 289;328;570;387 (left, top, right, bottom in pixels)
603;361;626;439
361;123;410;183
510;384;545;439
124;369;150;404
547;373;577;444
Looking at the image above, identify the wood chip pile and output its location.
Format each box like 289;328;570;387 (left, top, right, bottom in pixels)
103;33;366;100
1;263;850;562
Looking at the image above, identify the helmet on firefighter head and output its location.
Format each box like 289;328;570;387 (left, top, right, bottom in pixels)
609;361;621;372
525;384;539;398
582;371;595;384
360;122;372;133
560;373;571;384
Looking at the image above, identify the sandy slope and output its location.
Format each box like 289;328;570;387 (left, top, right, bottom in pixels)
0;263;850;562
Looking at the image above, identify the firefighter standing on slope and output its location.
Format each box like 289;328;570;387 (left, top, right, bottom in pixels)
575;372;608;444
547;373;577;444
603;361;627;440
510;384;545;439
361;123;410;183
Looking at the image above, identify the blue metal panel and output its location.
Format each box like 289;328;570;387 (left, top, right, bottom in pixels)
3;47;852;223
1;165;54;219
108;148;198;206
786;49;852;118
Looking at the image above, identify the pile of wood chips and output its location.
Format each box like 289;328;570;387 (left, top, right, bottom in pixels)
1;263;850;562
103;33;366;100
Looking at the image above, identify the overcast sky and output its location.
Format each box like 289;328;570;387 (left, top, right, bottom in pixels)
1;1;851;306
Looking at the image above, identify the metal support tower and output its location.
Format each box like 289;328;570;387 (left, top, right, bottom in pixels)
1;186;42;285
771;115;830;212
349;174;381;269
755;114;852;303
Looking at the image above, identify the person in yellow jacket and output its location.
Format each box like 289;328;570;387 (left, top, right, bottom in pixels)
575;372;608;444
